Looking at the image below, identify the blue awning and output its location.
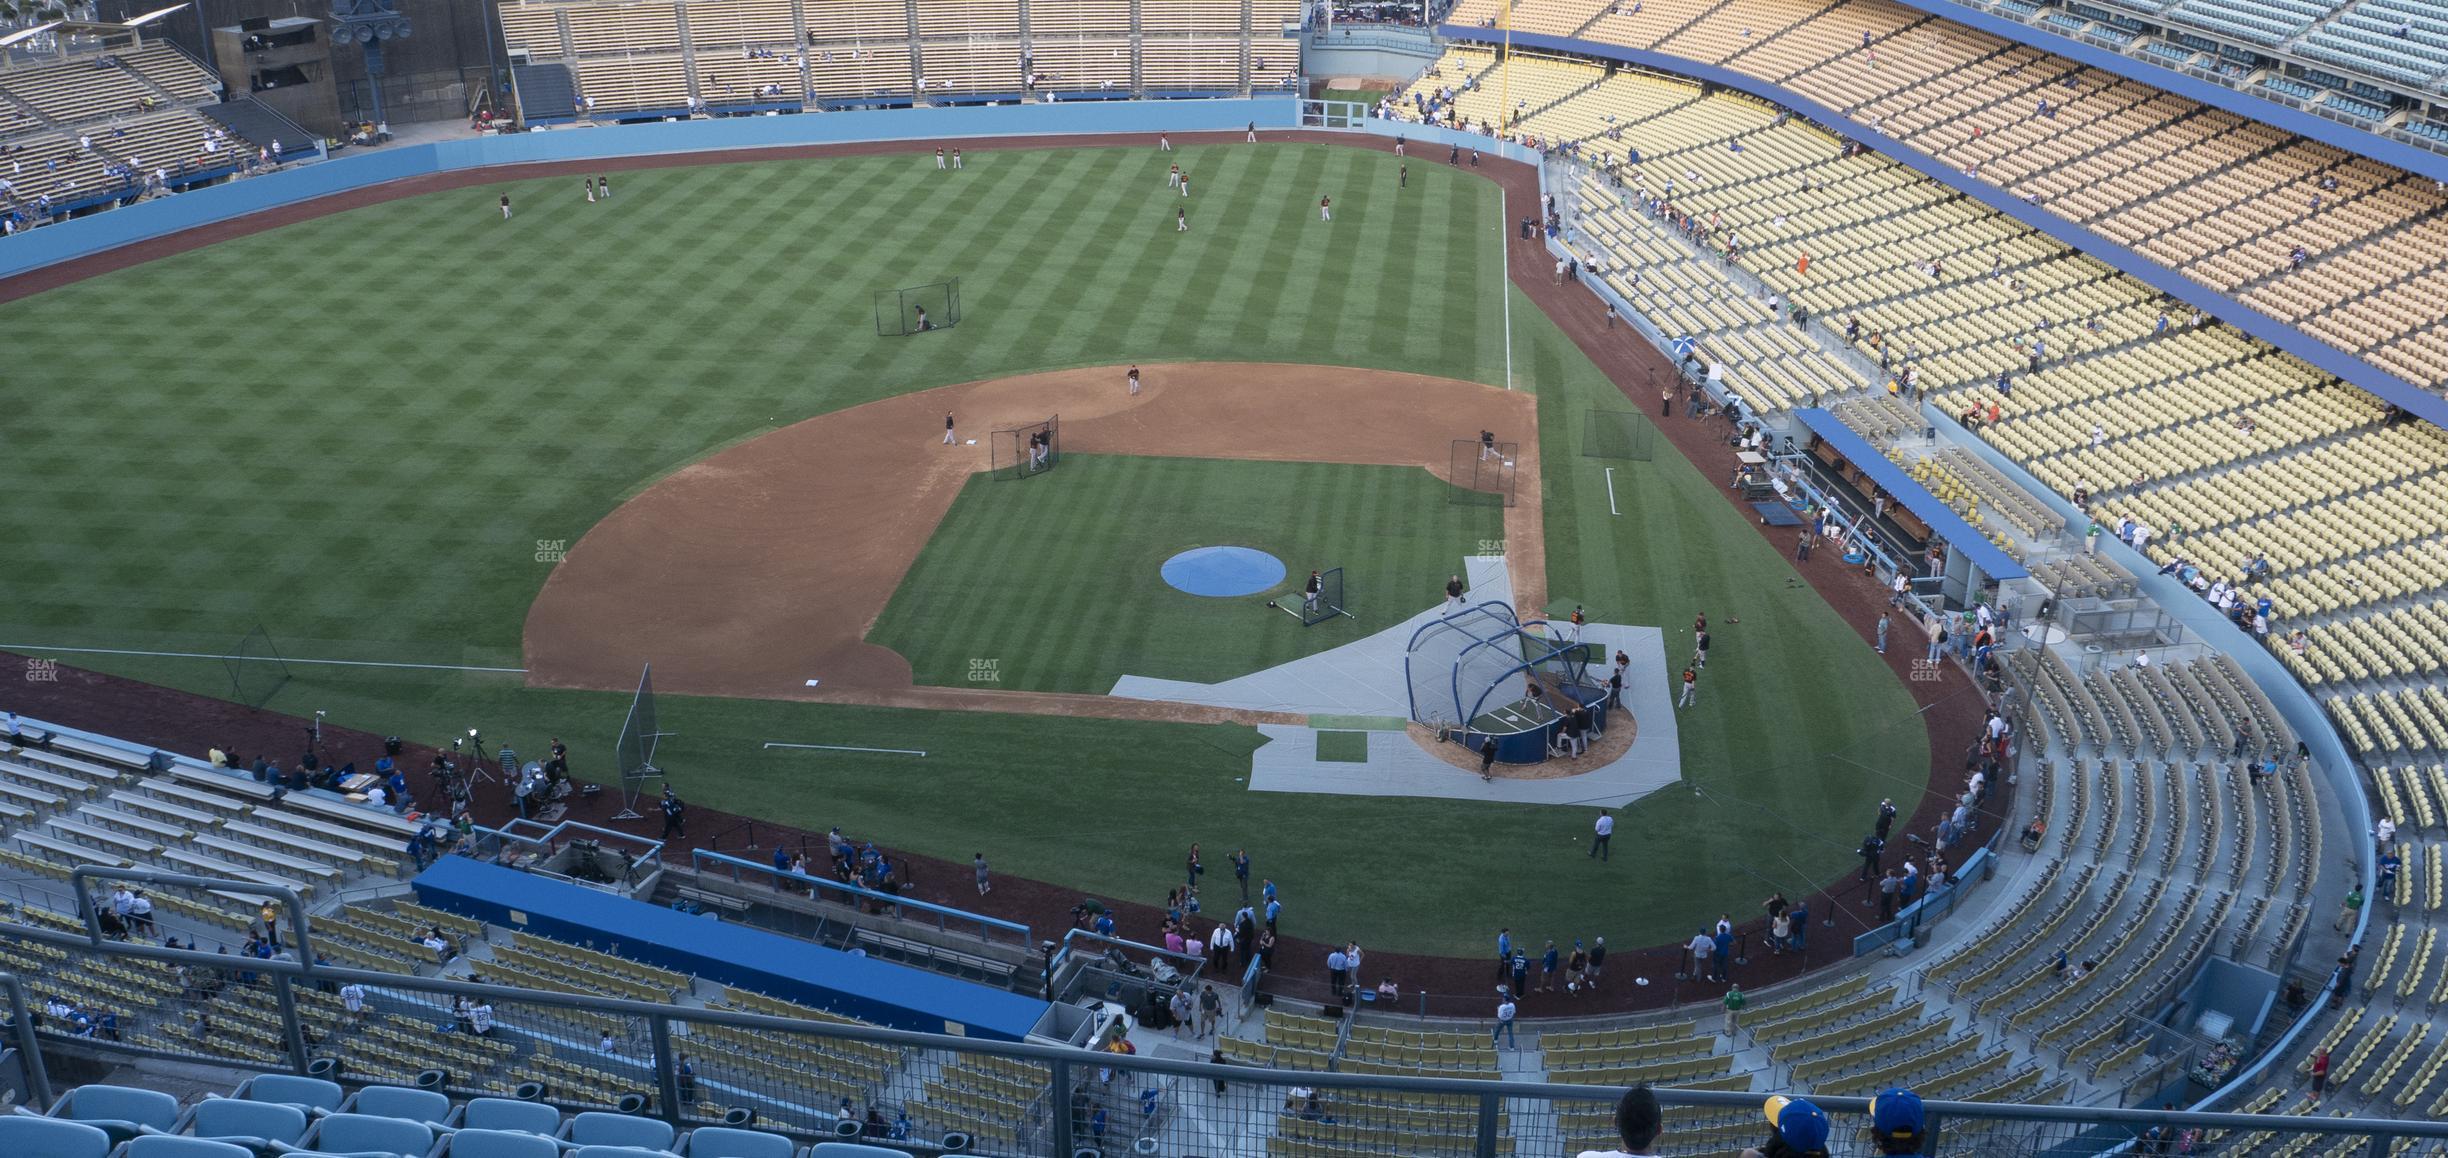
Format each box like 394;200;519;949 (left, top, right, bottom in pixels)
1791;408;2029;582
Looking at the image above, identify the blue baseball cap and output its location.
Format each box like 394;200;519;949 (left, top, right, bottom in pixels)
1765;1095;1830;1151
1871;1087;1926;1139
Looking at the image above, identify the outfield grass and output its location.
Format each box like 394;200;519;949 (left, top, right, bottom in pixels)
869;455;1500;692
0;146;1925;958
0;143;1504;661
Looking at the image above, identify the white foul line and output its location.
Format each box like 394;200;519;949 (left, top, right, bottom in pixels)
0;643;524;673
1605;467;1620;516
1499;199;1513;391
763;742;927;757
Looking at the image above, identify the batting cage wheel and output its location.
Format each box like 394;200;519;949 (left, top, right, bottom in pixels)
874;279;962;337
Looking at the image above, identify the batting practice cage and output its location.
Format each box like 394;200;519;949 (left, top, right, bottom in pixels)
1449;438;1520;507
1405;603;1608;763
990;415;1060;480
1274;565;1349;625
874;279;962;336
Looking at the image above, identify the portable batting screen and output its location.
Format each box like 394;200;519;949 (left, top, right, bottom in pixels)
610;663;666;821
1274;566;1348;626
990;415;1060;480
1449;438;1520;507
874;278;961;336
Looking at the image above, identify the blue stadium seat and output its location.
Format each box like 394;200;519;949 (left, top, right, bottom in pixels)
234;1077;344;1114
342;1088;451;1126
571;1147;675;1158
453;1102;557;1137
0;1117;114;1158
443;1129;561;1158
300;1113;435;1157
560;1114;673;1151
679;1127;793;1158
182;1100;309;1152
806;1146;902;1158
124;1136;256;1158
41;1084;180;1142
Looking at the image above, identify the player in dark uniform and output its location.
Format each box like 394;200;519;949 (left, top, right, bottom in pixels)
1304;570;1323;613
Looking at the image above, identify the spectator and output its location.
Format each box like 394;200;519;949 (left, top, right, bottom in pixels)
1743;1095;1830;1158
1686;928;1715;979
1491;995;1517;1048
1572;1084;1664;1158
1721;983;1744;1035
1869;1088;1925;1154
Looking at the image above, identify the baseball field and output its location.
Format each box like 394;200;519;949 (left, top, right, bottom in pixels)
0;139;1927;956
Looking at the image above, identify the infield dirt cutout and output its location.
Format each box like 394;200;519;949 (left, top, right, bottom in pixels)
524;363;1544;723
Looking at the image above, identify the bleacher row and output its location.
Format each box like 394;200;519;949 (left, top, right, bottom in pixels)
1401;44;2448;757
1438;0;2448;388
0;725;1059;1150
497;0;1299;116
0;44;288;221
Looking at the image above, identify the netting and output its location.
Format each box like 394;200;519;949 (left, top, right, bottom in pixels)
989;416;1060;480
872;279;962;336
1448;438;1519;507
1403;603;1529;730
1282;566;1346;626
1581;407;1657;460
225;624;291;709
615;664;659;783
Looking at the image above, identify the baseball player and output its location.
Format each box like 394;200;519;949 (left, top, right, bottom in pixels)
1319;195;1332;222
1246;121;1257;143
1168;163;1180;189
1180;173;1190;198
1159;131;1172;151
584;177;596;203
935;147;946;169
1177;207;1188;232
952;148;963;169
943;411;956;445
500;194;512;220
1480;429;1497;461
1304;570;1323;613
1400;164;1407;188
598;175;610;198
1127;365;1142;395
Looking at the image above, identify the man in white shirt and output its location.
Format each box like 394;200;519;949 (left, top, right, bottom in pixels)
340;983;367;1017
468;1003;495;1035
1589;810;1614;861
1490;996;1517;1048
1574;1085;1665;1157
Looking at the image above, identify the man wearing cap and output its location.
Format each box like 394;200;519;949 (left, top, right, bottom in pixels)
1573;1084;1665;1157
1744;1095;1830;1158
1869;1088;1926;1154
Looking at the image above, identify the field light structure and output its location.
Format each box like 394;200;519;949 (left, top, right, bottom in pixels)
331;0;411;125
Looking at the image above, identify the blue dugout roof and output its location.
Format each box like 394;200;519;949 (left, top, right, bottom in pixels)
1791;408;2029;582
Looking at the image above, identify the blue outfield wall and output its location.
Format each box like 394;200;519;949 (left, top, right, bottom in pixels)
411;856;1047;1041
1434;27;2448;425
0;97;1301;284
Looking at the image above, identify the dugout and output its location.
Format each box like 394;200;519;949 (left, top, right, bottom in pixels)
1404;602;1610;765
412;856;1046;1040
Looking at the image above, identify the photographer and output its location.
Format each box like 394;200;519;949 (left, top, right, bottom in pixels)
1742;1095;1829;1158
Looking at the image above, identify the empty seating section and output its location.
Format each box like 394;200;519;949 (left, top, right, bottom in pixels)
684;0;798;51
564;3;684;55
498;4;570;54
1440;0;2448;380
578;56;692;113
0;51;168;123
1024;36;1133;92
805;0;908;41
1141;40;1246;92
2297;0;2448;90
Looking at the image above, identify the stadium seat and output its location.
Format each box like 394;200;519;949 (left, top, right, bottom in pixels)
41;1084;180;1142
679;1127;793;1158
182;1098;309;1150
572;1146;676;1158
123;1138;255;1158
0;1118;114;1158
807;1147;901;1158
561;1114;675;1150
342;1088;451;1126
454;1101;558;1137
443;1129;562;1158
234;1076;344;1113
300;1113;435;1157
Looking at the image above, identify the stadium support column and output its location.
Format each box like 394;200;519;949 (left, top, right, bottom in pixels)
1238;0;1251;97
1129;0;1143;98
902;0;924;103
674;4;699;110
1016;0;1033;99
